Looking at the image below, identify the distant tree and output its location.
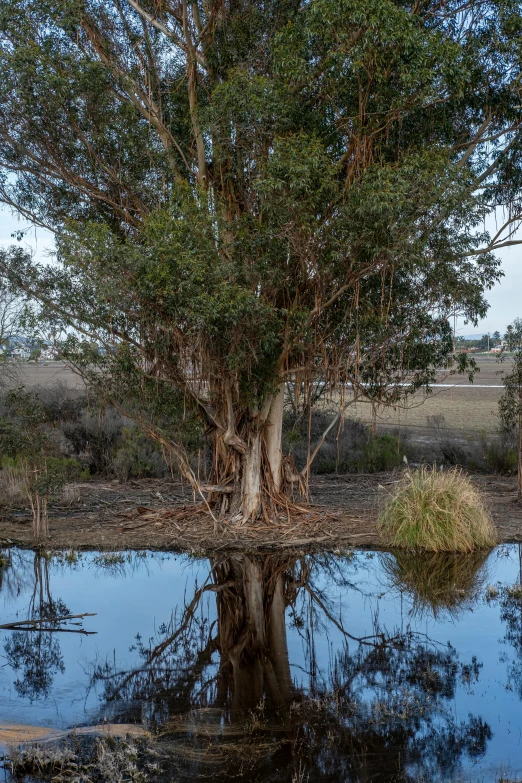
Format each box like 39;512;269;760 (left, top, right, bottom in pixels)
0;282;22;354
478;334;491;351
493;330;502;345
499;319;522;499
1;0;522;522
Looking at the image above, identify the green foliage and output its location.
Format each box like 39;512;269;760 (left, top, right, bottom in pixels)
0;387;87;534
361;434;405;473
0;0;520;496
379;466;497;552
483;438;518;474
284;411;405;473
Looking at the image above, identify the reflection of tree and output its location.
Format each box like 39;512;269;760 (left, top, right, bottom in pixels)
4;631;64;700
0;548;33;601
91;554;491;782
2;554;67;701
380;550;491;619
494;545;522;699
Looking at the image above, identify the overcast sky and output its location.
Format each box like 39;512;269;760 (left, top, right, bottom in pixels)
0;204;520;337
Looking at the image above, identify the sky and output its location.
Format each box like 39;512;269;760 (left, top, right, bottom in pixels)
0;204;520;338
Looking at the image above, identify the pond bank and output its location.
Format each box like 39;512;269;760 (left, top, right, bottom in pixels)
0;472;521;552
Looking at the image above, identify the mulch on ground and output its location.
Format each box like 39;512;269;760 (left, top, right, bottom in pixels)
0;473;520;553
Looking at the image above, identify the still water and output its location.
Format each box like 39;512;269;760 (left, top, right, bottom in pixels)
1;545;522;781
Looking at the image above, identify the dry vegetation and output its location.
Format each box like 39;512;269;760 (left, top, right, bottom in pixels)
379;466;497;552
380;549;491;617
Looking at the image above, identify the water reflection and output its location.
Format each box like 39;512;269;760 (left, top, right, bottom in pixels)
380;549;490;619
3;547;522;781
90;553;493;782
2;554;70;701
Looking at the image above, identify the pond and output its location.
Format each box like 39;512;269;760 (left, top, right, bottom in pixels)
1;545;522;782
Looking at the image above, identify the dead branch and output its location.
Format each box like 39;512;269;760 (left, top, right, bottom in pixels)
0;612;97;634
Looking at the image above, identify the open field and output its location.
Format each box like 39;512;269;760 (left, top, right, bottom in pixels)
3;360;85;389
336;355;508;437
2;356;509;436
347;384;502;435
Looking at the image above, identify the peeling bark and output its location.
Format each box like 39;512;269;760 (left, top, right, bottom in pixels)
264;383;285;492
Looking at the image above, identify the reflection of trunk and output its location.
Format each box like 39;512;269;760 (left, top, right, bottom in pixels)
213;554;294;711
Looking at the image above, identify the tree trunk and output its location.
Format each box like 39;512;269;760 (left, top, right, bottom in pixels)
266;574;292;705
264;383;285;492
241;432;262;520
518;398;522;500
214;555;294;711
517;394;522;500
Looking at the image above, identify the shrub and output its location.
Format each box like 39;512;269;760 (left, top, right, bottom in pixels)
283;411;406;474
0;462;24;515
360;433;405;472
379;466;497;552
482;436;518;474
113;426;168;481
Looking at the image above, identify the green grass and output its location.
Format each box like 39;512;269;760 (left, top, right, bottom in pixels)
379;466;497;552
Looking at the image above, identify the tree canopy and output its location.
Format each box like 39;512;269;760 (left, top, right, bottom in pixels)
0;0;522;518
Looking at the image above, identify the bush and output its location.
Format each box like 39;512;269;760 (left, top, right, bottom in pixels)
379;466;497;552
482;436;518;474
113;426;169;481
283;411;406;474
0;461;24;514
360;433;405;472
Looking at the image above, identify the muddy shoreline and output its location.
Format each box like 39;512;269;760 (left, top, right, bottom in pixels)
0;473;521;553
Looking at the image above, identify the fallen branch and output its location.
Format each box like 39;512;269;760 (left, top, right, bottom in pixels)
0;612;97;635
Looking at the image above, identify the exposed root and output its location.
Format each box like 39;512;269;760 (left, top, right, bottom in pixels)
117;499;369;550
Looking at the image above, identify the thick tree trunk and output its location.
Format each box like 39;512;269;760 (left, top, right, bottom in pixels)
241;432;262;520
517;394;522;500
264;383;285;492
207;382;291;522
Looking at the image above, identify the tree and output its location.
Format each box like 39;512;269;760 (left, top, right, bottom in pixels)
0;281;22;354
499;318;522;499
0;0;521;522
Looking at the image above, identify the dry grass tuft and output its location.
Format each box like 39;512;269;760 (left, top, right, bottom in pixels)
379;466;497;552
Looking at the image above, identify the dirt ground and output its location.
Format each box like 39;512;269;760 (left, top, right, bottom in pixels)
0;473;521;553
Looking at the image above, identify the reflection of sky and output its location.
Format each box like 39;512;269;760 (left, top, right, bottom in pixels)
0;552;211;729
0;547;522;781
287;547;522;782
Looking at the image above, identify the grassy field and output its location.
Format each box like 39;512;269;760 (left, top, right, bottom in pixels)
3;355;510;436
3;360;85;389
326;355;510;437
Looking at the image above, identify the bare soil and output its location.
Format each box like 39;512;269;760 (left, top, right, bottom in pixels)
0;473;521;553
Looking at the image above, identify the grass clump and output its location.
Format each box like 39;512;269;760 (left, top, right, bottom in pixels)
379;466;497;552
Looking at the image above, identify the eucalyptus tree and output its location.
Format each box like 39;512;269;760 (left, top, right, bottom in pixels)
0;0;521;521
